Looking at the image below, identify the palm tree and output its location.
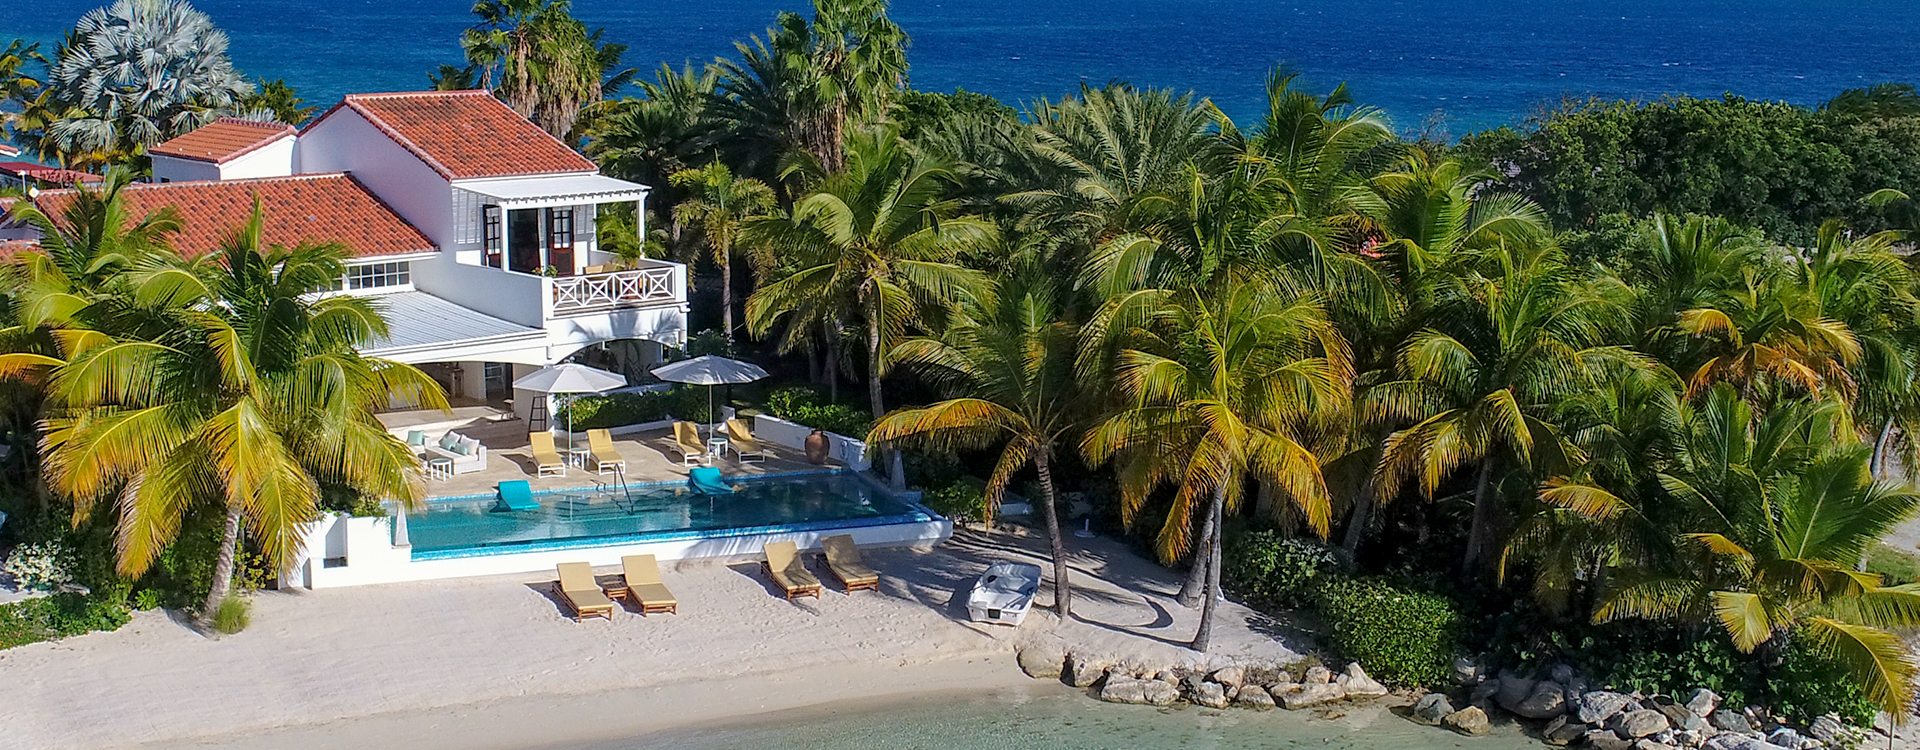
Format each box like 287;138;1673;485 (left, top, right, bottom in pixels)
869;274;1083;615
671;163;776;346
1590;386;1920;717
39;204;445;619
0;39;47;141
4;169;181;333
587;64;724;195
745;127;994;448
462;0;626;138
45;0;252;163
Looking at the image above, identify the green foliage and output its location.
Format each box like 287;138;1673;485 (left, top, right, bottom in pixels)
1222;530;1335;610
895;88;1017;140
239;78;315;124
1;541;72;591
1864;544;1920;586
683;328;729;357
1768;634;1877;726
210;596;250;634
919;482;988;525
560;386;717;429
1602;633;1748;704
131;589;161;611
0;592;131;650
764;386;872;436
1311;576;1461;687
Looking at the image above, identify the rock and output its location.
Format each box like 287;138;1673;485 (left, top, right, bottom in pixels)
1686;689;1722;718
1443;706;1491;736
1018;642;1066;679
1304;665;1332;685
1611;709;1672;739
1633;740;1673;750
1267;681;1298;696
1709;709;1754;734
1191;681;1231;709
1658;702;1707;732
1807;715;1843;744
1412;693;1454;725
1067;657;1108;688
1655;729;1678;745
1454;656;1484;685
1545;716;1588;745
1153;669;1182;685
1513;680;1569;719
1337;663;1389;699
1235;685;1276;710
1471;679;1501;704
1674;729;1706;747
1707;736;1789;750
1273;670;1293;685
1581;691;1638;725
1099;677;1147;704
1587;730;1636;750
1766;729;1808;749
1496;674;1538;712
1743;707;1772;732
1142;679;1180;706
1210;666;1245;689
1550;664;1577;685
1282;682;1346;710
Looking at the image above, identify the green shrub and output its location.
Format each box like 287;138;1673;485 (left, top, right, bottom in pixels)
132;589;162;611
561;386;719;429
1865;544;1920;586
1603;633;1747;705
921;482;988;524
1223;530;1335;610
1767;632;1876;727
764;387;871;436
0;592;131;650
1311;576;1460;687
210;596;251;634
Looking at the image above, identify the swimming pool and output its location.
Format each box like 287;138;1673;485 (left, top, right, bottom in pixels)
404;471;930;560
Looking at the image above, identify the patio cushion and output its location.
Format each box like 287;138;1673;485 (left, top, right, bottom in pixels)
406;429;426;447
450;441;469;456
439;432;460;450
460;436;482;456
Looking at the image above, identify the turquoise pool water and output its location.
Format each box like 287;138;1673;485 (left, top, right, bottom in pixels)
616;687;1540;750
405;472;925;559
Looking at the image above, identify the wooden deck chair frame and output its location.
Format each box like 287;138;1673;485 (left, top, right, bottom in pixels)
619;554;679;615
821;534;881;593
556;562;614;621
761;540;822;600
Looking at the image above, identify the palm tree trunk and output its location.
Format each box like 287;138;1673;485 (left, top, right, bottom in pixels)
1191;485;1225;652
1176;492;1218;608
202;502;245;620
863;292;900;489
1461;457;1497;581
1341;475;1378;556
1035;449;1072;618
1872;416;1897;481
719;241;734;349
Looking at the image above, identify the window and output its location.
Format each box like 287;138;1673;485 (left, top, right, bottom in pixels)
547;208;574;251
345;261;411;290
453;190;484;244
482;205;503;268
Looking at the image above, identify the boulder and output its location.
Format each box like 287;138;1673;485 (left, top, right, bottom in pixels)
1412;693;1454;725
1658;702;1708;732
1611;709;1672;739
1066;657;1108;688
1443;706;1491;736
1471;679;1501;704
1706;736;1789;750
1018;642;1066;679
1099;677;1148;704
1709;709;1754;734
1674;730;1707;748
1545;716;1588;746
1633;740;1672;750
1235;685;1276;711
1282;683;1346;710
1454;656;1484;685
1550;664;1577;685
1337;663;1389;699
1808;715;1844;743
1142;680;1180;706
1743;707;1772;732
1304;665;1332;685
1587;730;1636;750
1686;689;1722;718
1267;681;1299;696
1766;729;1806;750
1191;681;1231;709
1210;666;1245;689
1496;674;1538;712
1580;691;1638;725
1273;670;1293;685
1513;680;1569;719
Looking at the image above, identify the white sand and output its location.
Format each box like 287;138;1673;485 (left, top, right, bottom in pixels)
0;528;1305;750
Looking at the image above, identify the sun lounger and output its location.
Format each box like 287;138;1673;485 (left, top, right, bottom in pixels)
619;555;678;615
528;431;566;477
587;428;626;475
762;540;822;600
688;466;734;495
821;534;880;593
673;421;708;467
496;480;539;511
725;418;766;463
556;562;614;621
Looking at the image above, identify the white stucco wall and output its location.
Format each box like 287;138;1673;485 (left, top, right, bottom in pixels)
296;109;453;246
218;136;295;179
149;155;220;183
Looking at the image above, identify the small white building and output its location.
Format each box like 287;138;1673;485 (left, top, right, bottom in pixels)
35;91;688;425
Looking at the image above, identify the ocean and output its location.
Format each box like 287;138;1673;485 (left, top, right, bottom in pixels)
5;0;1920;134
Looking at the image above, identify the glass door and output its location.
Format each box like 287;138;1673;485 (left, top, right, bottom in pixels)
508;209;541;274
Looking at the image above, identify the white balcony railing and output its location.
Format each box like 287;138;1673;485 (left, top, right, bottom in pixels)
548;265;679;315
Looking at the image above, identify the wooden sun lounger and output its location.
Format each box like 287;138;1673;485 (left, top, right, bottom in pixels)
556;562;614;621
619;555;678;615
587;428;626;475
821;534;880;593
673;421;708;467
528;431;567;477
762;540;821;600
726;418;766;463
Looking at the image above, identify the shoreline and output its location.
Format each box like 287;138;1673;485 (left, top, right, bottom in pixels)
144;654;1034;750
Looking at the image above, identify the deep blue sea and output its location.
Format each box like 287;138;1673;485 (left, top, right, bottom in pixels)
6;0;1920;134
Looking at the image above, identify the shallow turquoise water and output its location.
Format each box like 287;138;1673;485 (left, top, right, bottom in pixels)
615;687;1542;750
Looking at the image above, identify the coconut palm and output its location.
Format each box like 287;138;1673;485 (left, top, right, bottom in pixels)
39;204;445;619
1676;273;1860;402
0;39;47;140
44;0;252;162
869;274;1083;615
462;0;628;138
671;163;777;346
1791;220;1920;477
4;169;181;333
588;64;725;196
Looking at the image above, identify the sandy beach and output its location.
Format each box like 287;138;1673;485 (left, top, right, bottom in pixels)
0;528;1304;750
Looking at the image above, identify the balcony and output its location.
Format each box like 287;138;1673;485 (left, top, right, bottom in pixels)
547;261;683;316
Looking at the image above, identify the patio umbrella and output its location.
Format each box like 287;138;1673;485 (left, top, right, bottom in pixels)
650;355;770;440
512;362;630;438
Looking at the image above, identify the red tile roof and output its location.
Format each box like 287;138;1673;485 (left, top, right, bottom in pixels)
32;174;432;259
0;162;104;186
305;91;598;180
149;118;295;164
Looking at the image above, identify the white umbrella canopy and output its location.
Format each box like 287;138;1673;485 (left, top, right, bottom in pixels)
650;355;770;440
513;363;630;436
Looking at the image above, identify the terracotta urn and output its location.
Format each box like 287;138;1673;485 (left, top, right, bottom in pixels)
804;429;830;464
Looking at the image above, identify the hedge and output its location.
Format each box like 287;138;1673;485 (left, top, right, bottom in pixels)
1311;575;1460;687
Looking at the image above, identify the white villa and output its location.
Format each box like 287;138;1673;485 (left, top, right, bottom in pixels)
36;90;687;429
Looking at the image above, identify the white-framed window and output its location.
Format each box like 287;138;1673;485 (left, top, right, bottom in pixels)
453;190;484;244
345;261;412;290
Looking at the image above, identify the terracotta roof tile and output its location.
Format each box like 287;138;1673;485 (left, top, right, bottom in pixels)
32;174;432;259
306;90;598;179
149;118;296;164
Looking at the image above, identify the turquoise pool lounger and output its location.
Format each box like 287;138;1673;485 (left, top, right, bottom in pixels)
497;480;539;511
688;467;734;495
